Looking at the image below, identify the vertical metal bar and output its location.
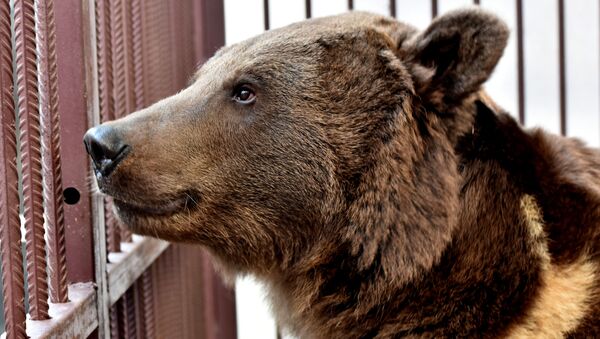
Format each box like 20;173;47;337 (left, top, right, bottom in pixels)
14;0;50;320
133;280;145;339
88;0;112;339
167;1;182;93
105;198;121;252
348;0;353;10
516;0;525;124
111;0;126;135
96;0;121;254
0;0;27;336
109;304;120;338
96;0;114;125
132;0;144;110
110;0;127;246
140;270;155;339
306;0;311;19
474;0;480;5
120;0;134;243
558;0;566;135
390;0;396;18
119;288;137;339
36;0;69;304
431;0;438;18
54;0;98;284
264;0;270;30
192;0;225;66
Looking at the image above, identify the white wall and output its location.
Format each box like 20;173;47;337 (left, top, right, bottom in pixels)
223;1;600;338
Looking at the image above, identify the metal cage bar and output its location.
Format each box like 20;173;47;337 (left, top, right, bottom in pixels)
516;0;526;124
0;0;27;336
14;0;50;321
558;0;567;135
36;0;69;305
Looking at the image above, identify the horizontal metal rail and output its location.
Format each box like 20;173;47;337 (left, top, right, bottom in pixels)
25;283;97;339
107;236;169;306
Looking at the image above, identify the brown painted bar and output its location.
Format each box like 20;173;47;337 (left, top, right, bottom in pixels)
306;0;312;19
110;0;129;245
14;0;51;321
109;305;120;338
264;0;270;30
193;0;226;66
558;0;566;135
432;0;438;18
348;0;354;10
54;0;97;284
132;0;145;110
120;0;135;243
36;0;69;304
95;0;121;255
390;0;396;18
0;0;27;336
516;0;525;124
139;270;156;338
474;0;480;5
126;288;138;338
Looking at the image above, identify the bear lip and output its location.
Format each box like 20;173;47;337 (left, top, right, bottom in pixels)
113;193;198;217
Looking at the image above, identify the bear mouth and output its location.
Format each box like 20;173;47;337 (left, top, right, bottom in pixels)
113;192;199;218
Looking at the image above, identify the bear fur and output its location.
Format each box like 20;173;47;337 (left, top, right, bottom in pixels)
89;8;600;338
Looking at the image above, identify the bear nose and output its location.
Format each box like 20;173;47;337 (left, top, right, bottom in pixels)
83;125;131;177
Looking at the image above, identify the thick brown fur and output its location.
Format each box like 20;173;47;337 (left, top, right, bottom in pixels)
90;8;600;338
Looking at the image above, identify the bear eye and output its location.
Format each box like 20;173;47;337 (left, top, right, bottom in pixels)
232;85;256;104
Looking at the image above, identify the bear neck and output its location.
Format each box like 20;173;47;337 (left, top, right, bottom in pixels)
267;102;550;338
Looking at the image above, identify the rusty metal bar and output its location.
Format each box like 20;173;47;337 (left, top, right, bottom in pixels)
140;270;155;339
348;0;353;10
122;0;136;116
432;0;438;18
36;0;69;304
264;0;270;30
96;0;114;125
96;0;121;255
14;0;51;321
132;0;145;110
516;0;525;124
558;0;566;135
105;198;121;253
112;0;126;119
390;0;396;18
0;0;27;336
110;0;128;246
110;304;120;338
120;0;135;243
119;287;137;338
306;0;311;19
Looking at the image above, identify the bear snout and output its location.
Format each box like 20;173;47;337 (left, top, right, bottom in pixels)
83;124;131;178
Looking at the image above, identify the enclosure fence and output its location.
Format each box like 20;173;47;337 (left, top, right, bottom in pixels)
0;0;235;338
0;0;597;338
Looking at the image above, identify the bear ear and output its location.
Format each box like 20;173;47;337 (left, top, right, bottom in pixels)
406;8;509;110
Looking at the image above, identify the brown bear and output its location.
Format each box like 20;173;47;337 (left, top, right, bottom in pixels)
84;8;600;338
